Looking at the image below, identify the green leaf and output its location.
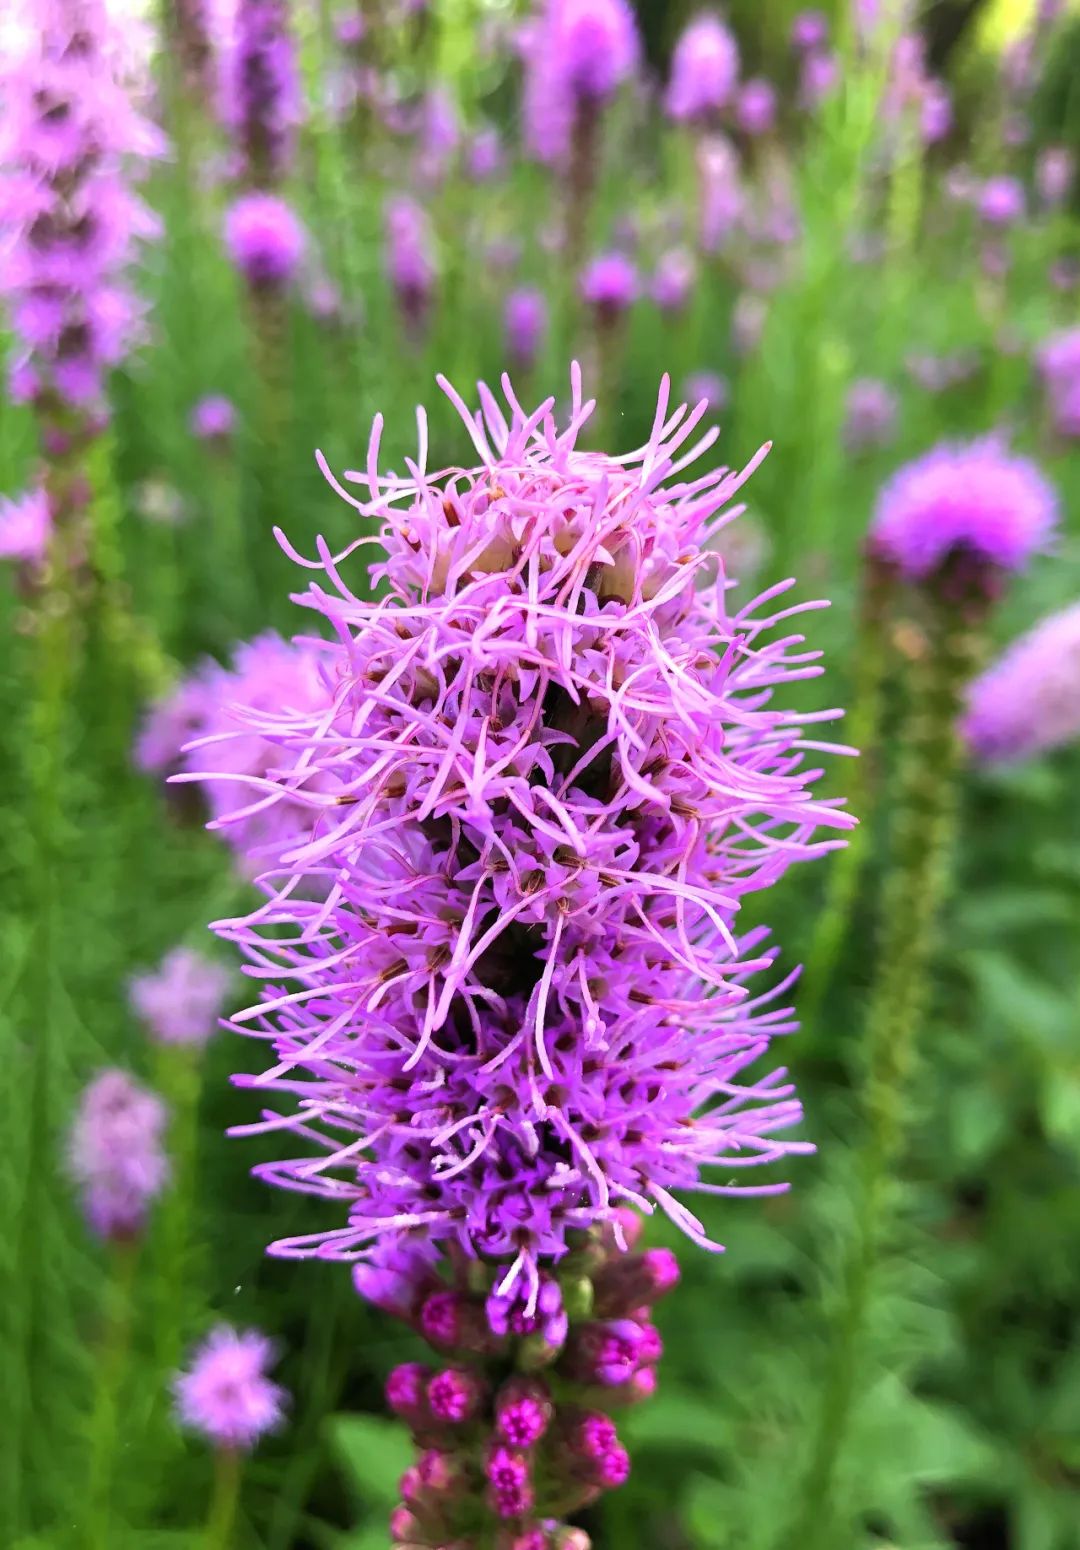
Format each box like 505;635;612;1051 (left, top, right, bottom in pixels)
329;1413;413;1509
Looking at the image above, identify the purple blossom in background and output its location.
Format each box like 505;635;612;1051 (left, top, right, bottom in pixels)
736;78;777;136
174;1326;286;1450
791;10;828;52
978;176;1025;229
521;0;639;165
697;134;743;252
665;12;739;125
963;602;1080;764
799;49;838;110
201;368;849;1542
650;248;697;314
468;125;503;181
190;394;237;442
870;439;1057;583
580;252;638;323
1036;146;1073;209
1037;328;1080;438
0;0;164;411
68;1069;169;1241
682;369;729;415
224;192;306;288
129;946;232;1048
222;0;298;186
731;292;767;357
384;195;436;338
843;379;898;453
504;288;547;373
417;86;460;186
0;487;51;564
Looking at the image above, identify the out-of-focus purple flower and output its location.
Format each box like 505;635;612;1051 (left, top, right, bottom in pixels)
384;195;436;338
682;369;728;415
0;0;165;410
129;946;232;1048
416;86;460;186
731;292;767;357
221;0;298;185
68;1069;169;1240
978;176;1025;229
905;349;980;394
842;379;898;453
665;13;739;125
799;49;838;109
963;602;1080;763
504;288;547;372
521;0;639;165
791;10;828;51
0;487;51;564
1037;146;1074;209
174;1326;286;1450
467;125;503;181
697;134;742;252
870;439;1057;582
736;77;777;136
580;252;638;322
224;192;306;288
190;395;237;442
1037;328;1080;438
336;12;365;47
920;81;952;144
650;248;696;314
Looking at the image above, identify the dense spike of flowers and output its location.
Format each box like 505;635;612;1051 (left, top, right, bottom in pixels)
869;439;1057;584
696;134;743;253
0;0;165;413
1037;328;1080;440
0;487;51;564
222;0;298;186
129;945;232;1048
200;369;849;1542
665;13;739;125
223;191;306;289
174;1325;287;1449
962;602;1080;764
67;1068;168;1240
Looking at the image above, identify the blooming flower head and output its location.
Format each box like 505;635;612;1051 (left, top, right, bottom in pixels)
191;395;237;442
579;252;638;322
962;602;1080;763
736;78;777;136
206;367;850;1299
791;10;828;51
870;439;1057;583
174;1326;286;1450
0;487;51;564
221;0;298;185
978;175;1025;229
0;0;164;408
520;0;639;164
67;1069;168;1240
224;192;305;288
665;13;739;125
842;378;898;453
504;288;547;373
129;946;232;1048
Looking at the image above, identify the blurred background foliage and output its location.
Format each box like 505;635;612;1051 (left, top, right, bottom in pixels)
1;0;1079;1547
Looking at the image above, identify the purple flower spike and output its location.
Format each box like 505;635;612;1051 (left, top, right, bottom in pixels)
174;1325;287;1450
521;0;639;165
870;439;1057;585
224;192;306;289
962;602;1080;764
791;10;828;51
68;1069;169;1241
505;289;548;374
129;946;232;1048
222;0;299;186
842;378;898;454
650;248;697;315
580;252;638;322
736;78;777;136
978;176;1025;229
665;13;739;125
384;195;436;339
202;366;851;1544
191;395;237;442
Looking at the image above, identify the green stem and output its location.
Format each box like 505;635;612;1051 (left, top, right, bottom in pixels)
786;587;984;1550
85;1240;139;1550
152;1045;204;1377
205;1447;243;1550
